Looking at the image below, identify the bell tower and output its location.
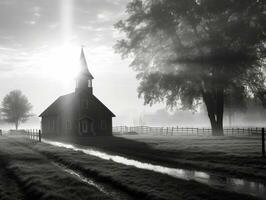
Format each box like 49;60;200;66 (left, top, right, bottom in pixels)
75;47;94;94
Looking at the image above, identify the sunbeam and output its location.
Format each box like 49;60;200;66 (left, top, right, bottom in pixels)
61;0;73;44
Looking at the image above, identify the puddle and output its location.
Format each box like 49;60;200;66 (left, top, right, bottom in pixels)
43;139;266;199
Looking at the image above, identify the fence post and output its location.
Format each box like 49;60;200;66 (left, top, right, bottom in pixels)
39;130;41;142
262;128;265;157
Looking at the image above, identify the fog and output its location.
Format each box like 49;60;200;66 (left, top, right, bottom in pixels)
1;102;265;130
134;104;266;128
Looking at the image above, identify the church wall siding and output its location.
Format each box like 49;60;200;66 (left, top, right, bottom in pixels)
41;107;113;137
41;115;60;137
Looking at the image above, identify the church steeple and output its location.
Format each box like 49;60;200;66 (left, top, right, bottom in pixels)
80;47;94;79
75;47;94;94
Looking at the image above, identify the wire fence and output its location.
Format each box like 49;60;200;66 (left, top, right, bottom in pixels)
2;127;265;156
2;126;264;138
112;126;265;136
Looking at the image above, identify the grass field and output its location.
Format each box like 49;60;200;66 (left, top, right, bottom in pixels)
0;137;110;200
121;135;266;180
51;135;266;182
0;136;263;200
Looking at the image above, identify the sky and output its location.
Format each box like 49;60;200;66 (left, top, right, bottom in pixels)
0;0;166;128
0;0;265;129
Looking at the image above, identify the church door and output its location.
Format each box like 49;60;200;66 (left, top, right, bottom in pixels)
79;118;94;136
81;120;88;132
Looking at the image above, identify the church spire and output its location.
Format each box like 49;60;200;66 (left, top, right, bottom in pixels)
76;47;94;94
80;47;94;79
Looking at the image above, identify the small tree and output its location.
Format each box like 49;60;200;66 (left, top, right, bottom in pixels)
1;90;33;130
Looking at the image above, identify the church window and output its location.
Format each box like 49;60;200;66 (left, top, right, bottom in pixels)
82;121;88;132
101;120;107;129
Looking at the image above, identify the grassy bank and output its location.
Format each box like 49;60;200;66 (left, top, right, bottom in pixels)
49;135;266;182
0;161;25;200
14;138;262;200
0;137;110;200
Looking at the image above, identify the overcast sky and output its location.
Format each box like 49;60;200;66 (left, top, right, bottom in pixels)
0;0;166;128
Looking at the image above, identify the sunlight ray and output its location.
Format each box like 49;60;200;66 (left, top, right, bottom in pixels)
61;0;73;44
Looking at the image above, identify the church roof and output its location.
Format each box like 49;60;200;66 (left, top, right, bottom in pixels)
39;92;115;117
80;48;94;79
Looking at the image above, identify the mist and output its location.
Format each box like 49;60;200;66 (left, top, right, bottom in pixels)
133;103;266;128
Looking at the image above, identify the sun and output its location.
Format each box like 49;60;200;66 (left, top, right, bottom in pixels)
39;44;80;84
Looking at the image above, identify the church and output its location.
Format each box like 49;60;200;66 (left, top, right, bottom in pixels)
39;48;115;137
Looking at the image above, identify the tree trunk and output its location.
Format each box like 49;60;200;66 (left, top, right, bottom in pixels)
15;121;18;130
215;86;224;136
202;88;224;136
